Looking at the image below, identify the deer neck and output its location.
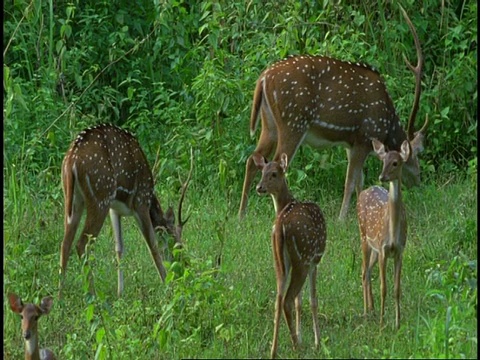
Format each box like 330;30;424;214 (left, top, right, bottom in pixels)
387;178;403;245
24;334;41;360
271;182;295;216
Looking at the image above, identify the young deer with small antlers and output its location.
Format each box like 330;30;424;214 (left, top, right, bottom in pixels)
239;6;428;221
9;293;56;360
254;152;327;359
357;138;412;330
59;124;191;297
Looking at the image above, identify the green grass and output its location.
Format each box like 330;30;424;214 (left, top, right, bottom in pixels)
3;170;477;359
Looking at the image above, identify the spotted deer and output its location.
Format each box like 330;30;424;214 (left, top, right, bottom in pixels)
254;152;327;359
59;124;191;297
239;6;428;221
357;138;412;330
9;293;56;360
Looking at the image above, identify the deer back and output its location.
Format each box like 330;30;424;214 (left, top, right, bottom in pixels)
254;56;407;150
275;201;326;266
357;184;407;254
62;124;159;220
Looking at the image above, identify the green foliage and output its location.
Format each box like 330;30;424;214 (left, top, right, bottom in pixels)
4;0;477;189
420;255;477;358
419;1;477;173
153;256;246;358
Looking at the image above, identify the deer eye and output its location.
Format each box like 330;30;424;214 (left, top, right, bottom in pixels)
271;172;277;178
392;161;398;167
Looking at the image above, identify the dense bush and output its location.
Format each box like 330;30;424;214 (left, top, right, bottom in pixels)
4;0;477;189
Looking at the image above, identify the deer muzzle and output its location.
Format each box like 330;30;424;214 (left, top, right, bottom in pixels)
379;174;390;183
23;330;32;340
256;184;267;195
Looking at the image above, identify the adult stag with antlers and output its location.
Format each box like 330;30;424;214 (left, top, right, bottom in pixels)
239;6;428;220
59;124;192;297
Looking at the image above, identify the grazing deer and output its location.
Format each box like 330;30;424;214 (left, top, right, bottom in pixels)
8;293;56;360
239;6;428;221
357;138;411;329
254;152;327;359
59;124;191;297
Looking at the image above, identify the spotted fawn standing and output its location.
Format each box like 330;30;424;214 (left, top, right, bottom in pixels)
357;138;415;329
254;152;327;358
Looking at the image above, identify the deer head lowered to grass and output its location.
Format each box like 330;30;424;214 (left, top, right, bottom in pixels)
239;5;428;221
59;124;192;298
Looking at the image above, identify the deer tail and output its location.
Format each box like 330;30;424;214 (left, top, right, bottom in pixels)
249;76;265;137
62;157;75;221
272;221;287;281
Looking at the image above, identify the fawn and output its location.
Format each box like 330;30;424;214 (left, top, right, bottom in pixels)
357;138;411;329
9;293;56;360
254;152;327;358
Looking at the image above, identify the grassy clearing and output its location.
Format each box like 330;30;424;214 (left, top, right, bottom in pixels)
3;167;476;359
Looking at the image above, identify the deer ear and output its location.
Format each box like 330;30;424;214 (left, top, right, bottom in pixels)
252;153;267;170
410;131;425;156
280;153;288;172
8;293;23;313
400;140;411;162
372;139;386;159
40;296;54;315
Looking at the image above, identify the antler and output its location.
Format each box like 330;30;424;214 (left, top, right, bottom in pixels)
178;148;194;228
399;5;425;140
417;113;429;135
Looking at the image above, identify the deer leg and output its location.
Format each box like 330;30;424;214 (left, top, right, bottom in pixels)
378;251;387;329
59;198;84;298
110;209;124;297
273;129;306;165
239;131;276;219
361;240;372;316
308;264;320;348
394;253;403;330
75;205;109;295
76;205;109;258
368;250;378;312
340;146;369;220
271;228;289;360
135;208;167;282
271;269;288;359
295;289;302;345
283;266;309;351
